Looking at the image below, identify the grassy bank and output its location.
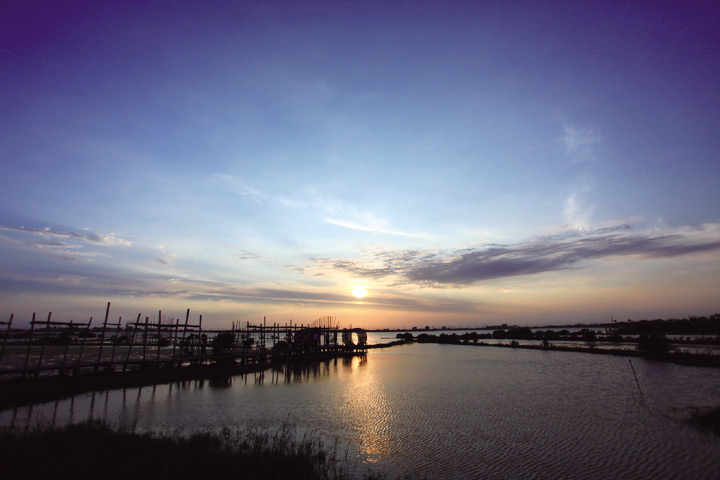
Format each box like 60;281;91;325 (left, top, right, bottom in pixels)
0;420;392;480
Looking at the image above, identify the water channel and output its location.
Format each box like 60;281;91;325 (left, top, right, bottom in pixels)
2;342;719;479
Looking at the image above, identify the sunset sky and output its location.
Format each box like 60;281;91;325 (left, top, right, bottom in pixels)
2;1;719;329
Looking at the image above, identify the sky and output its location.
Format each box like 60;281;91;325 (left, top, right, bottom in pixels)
1;0;719;329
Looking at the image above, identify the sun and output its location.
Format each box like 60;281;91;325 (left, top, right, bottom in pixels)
352;286;368;299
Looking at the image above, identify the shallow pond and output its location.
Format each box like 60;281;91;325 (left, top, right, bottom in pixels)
3;343;719;479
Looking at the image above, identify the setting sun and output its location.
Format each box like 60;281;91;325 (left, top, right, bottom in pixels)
352;286;368;299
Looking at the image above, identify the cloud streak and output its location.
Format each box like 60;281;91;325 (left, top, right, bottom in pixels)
0;225;131;247
316;224;720;286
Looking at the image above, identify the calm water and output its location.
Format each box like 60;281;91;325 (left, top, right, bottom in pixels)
3;343;720;479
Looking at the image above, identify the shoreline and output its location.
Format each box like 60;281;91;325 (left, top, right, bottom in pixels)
2;339;718;412
0;350;366;411
432;338;720;368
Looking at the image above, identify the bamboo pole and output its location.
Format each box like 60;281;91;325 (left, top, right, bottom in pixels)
109;316;120;366
61;320;73;371
95;302;111;372
23;313;36;374
142;317;149;363
628;359;644;398
124;313;141;372
172;318;180;360
156;311;162;362
36;312;52;373
199;315;203;363
77;317;92;367
180;310;189;357
0;313;13;365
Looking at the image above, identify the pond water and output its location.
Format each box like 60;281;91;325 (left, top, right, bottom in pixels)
3;343;719;479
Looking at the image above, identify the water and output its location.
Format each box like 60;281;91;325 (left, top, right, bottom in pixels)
3;343;719;479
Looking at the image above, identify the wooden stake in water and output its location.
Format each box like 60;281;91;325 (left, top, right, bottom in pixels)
124;313;141;372
628;359;644;398
95;302;111;372
0;313;13;365
23;313;36;374
77;317;92;367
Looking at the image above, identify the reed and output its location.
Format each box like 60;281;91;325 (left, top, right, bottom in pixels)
0;419;403;480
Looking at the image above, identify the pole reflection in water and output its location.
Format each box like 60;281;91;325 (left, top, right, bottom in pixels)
3;346;719;479
0;367;297;430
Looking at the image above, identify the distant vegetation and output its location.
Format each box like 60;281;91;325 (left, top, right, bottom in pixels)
395;314;720;345
608;314;720;335
394;314;720;368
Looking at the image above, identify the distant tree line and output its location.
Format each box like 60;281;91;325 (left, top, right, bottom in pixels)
609;314;720;335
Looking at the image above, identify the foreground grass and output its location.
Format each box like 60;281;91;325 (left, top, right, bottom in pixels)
0;420;391;480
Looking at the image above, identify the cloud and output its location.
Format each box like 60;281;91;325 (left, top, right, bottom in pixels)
323;216;424;238
233;250;262;260
0;224;130;262
563;191;595;231
181;286;480;314
209;173;428;238
0;225;131;246
209;173;266;203
561;124;602;162
154;253;177;265
314;224;720;286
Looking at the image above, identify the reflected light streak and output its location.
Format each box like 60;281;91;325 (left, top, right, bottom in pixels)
342;358;396;463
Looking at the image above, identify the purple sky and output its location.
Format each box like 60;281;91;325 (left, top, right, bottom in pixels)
1;1;719;328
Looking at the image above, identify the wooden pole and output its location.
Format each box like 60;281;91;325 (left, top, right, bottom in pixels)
628;359;644;399
172;318;180;360
156;311;162;362
0;314;13;365
37;312;52;372
77;317;92;367
61;320;73;371
124;314;141;372
199;315;203;363
180;310;189;357
95;302;111;372
109;317;120;366
142;317;149;363
23;313;36;373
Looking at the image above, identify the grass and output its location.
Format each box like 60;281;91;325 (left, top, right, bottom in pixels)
0;420;401;480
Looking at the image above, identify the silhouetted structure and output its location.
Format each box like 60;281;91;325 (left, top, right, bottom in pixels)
0;304;366;381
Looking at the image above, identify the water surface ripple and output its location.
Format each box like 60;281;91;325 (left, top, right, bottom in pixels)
3;343;719;479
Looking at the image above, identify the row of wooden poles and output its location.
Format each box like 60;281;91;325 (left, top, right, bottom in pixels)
0;304;363;380
0;302;204;379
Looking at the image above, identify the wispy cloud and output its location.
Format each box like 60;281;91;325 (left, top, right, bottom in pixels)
561;123;602;162
323;216;424;238
210;172;427;238
154;253;177;265
563;190;595;231
312;224;720;286
0;225;130;262
0;225;131;246
181;286;479;314
233;250;262;261
209;173;266;203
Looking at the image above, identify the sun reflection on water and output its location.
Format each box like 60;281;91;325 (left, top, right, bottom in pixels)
340;355;398;464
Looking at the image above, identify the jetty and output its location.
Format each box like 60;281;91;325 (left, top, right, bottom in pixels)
0;303;367;382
